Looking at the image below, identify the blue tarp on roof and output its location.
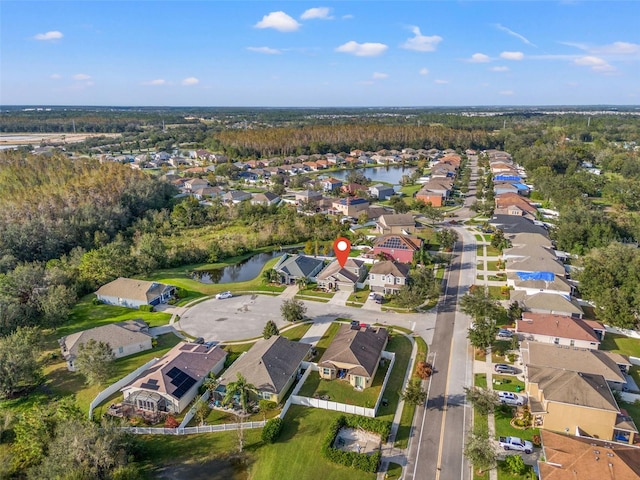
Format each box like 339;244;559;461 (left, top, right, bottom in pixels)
512;183;529;190
516;271;555;282
494;175;521;182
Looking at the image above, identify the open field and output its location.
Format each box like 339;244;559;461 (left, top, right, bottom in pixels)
0;133;120;145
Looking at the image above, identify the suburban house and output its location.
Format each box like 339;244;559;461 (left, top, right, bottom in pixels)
331;197;370;217
341;183;368;196
538;430;640;479
272;254;325;284
369;184;395;200
316;258;367;292
318;324;388;390
192;186;224;200
371;234;423;264
250;192;280;206
510;291;584;318
516;313;605;349
121;343;227;415
495;193;537;216
95;277;176;309
506;271;573;297
368;261;410;294
59;319;153;371
489;215;549;237
216;336;311;404
183;178;209;192
376;214;417;234
294;190;323;204
415;178;454;207
525;365;637;445
222;190;252;204
321;177;343;192
521;340;631;391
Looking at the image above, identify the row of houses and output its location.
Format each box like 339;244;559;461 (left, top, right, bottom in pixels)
415;153;462;207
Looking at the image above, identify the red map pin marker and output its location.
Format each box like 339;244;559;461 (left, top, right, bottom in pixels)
333;237;352;268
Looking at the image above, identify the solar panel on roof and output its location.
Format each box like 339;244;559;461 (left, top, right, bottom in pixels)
166;366;181;379
172;375;197;399
140;381;160;391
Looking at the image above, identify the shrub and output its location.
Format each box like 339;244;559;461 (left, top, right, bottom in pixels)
532;434;541;447
92;297;103;305
138;304;153;312
321;415;386;473
177;288;189;298
262;418;284;443
164;415;179;428
416;361;433;380
504;454;526;475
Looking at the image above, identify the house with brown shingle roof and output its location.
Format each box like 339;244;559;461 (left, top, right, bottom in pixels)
215;336;311;404
96;277;176;309
318;324;388;390
376;214;417;234
525;365;637;445
538;430;640;480
516;313;604;349
495;193;537;215
316;258;367;292
59;319;152;371
122;343;227;414
368;261;410;294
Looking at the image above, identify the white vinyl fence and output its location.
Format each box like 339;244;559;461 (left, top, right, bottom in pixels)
122;421;266;435
179;390;210;429
88;357;159;419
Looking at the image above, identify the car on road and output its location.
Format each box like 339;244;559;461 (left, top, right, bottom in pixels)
498;329;513;338
215;291;233;300
495;363;517;375
497;391;526;406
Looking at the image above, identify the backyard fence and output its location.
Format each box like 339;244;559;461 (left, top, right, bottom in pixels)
122;421;266;435
88;357;160;419
179;390;211;429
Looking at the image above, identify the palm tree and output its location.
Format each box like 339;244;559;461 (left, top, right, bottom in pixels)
295;277;308;290
223;373;257;414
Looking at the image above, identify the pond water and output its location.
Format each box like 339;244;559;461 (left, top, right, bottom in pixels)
327;166;416;185
193;251;286;284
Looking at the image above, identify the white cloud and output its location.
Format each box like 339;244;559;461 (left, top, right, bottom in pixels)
142;79;167;86
500;51;524;60
34;30;63;41
491;66;509;72
574;56;616;73
300;7;333;20
342;14;354;20
335;41;388;57
247;46;282;55
468;53;490;63
182;77;200;86
495;24;536;47
50;73;62;79
434;79;449;84
401;26;442;52
73;73;91;80
499;90;514;96
255;11;301;32
593;41;640;55
372;72;389;79
419;68;429;75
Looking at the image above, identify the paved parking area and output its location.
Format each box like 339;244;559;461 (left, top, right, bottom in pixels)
176;293;435;343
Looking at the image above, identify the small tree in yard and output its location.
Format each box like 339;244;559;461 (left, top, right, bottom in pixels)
75;339;115;386
464;426;497;474
416;361;433;380
194;398;210;426
467;317;499;354
263;320;280;339
504;454;526;475
400;379;428;406
280;298;307;323
464;386;499;415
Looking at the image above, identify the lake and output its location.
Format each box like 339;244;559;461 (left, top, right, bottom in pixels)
193;251;286;284
327;166;416;185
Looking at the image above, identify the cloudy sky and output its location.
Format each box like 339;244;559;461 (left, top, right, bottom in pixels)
1;1;639;106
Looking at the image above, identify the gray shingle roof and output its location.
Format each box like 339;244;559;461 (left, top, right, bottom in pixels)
95;277;174;303
275;254;325;278
319;324;388;377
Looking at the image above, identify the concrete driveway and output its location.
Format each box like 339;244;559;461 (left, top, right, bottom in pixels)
175;293;436;343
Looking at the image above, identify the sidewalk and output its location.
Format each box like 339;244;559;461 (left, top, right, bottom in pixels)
377;333;418;479
298;319;334;346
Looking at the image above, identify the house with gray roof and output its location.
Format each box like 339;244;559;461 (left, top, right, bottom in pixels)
222;190;252;204
272;254;325;285
96;277;175;309
59;319;152;371
369;184;395;200
368;261;410;294
510;291;584;318
316;258;367;292
250;191;280;206
122;343;227;415
376;214;417;234
318;324;388;390
216;336;311;404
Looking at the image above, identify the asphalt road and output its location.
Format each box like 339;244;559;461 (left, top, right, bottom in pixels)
177;294;437;343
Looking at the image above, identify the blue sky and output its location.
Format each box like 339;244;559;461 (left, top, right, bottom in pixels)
2;1;639;106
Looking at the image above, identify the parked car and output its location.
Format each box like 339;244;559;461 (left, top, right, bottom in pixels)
375;295;383;304
495;364;517;375
215;291;233;300
194;337;205;344
497;391;526;406
499;436;533;454
498;329;513;338
368;292;377;299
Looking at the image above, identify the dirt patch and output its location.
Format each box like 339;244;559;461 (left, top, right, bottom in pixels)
333;426;381;454
153;455;250;480
0;133;120;145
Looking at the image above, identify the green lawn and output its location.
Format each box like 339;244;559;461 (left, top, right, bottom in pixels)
485;245;502;257
477;274;485;281
297;361;389;408
250;405;376;480
385;462;403;479
43;333;183;416
476;245;486;256
477;261;485;271
488;285;508;300
280;322;313;342
491;376;525;393
601;333;640;357
474;234;484;242
491;341;515;363
629;366;640;392
620;401;640;430
486;261;502;272
348;289;371;304
297;287;335;299
497;461;537;480
475;373;487;389
494;405;539;442
314;322;342;358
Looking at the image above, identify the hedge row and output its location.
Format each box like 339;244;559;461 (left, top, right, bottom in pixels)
320;415;388;474
262;418;284;443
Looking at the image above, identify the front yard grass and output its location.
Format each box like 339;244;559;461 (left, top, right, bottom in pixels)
491;341;515;363
348;289;371;304
486;261;503;272
475;373;487;389
296;287;335;299
488;285;508;300
395;336;427;449
497;461;537;480
494;405;539;442
279;322;313;342
476;245;486;256
485;245;502;257
491;376;525;393
313;321;342;358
